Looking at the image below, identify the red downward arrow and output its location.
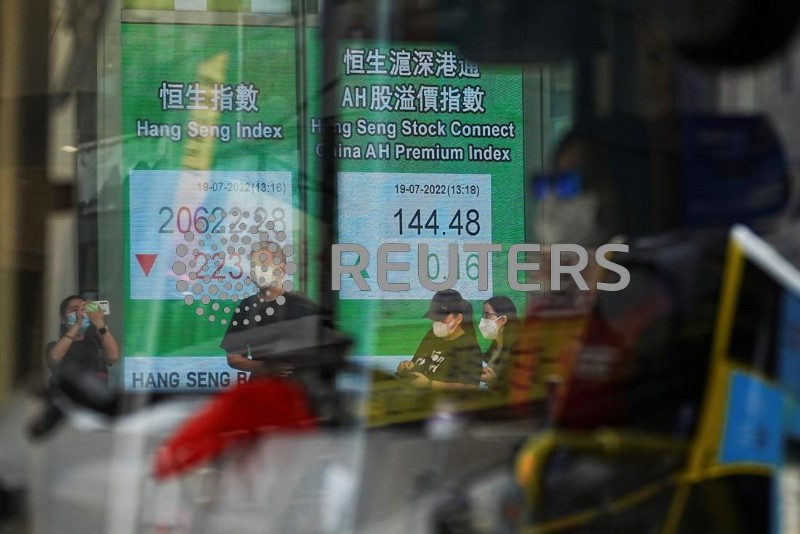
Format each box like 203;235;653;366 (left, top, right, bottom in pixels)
136;254;158;277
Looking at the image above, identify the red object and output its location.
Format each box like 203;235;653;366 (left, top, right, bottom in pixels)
135;253;158;277
553;315;632;428
153;378;316;479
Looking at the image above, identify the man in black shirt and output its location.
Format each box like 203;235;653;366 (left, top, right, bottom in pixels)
221;242;327;379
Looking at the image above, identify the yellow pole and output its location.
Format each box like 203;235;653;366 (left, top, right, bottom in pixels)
663;239;745;533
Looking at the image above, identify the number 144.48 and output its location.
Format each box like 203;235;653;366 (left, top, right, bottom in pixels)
392;208;481;237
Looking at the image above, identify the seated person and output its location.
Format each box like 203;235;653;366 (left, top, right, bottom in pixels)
396;289;483;390
478;296;526;391
46;295;119;383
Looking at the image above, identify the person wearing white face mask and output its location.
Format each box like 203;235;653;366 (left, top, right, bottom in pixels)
479;296;521;390
532;130;621;248
46;295;119;382
221;242;324;379
395;289;483;389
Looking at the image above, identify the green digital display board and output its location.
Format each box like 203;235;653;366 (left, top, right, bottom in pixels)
307;34;526;363
121;23;525;390
122;23;300;389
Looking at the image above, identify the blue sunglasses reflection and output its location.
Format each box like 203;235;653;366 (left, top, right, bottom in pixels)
532;169;583;199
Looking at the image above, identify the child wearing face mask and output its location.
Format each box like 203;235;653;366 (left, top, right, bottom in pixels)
395;290;483;390
46;295;120;382
478;296;521;390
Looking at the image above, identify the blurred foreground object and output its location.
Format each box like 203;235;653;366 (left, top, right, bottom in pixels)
154;378;316;479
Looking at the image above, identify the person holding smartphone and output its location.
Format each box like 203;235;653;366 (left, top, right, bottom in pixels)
46;295;120;382
396;289;483;390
